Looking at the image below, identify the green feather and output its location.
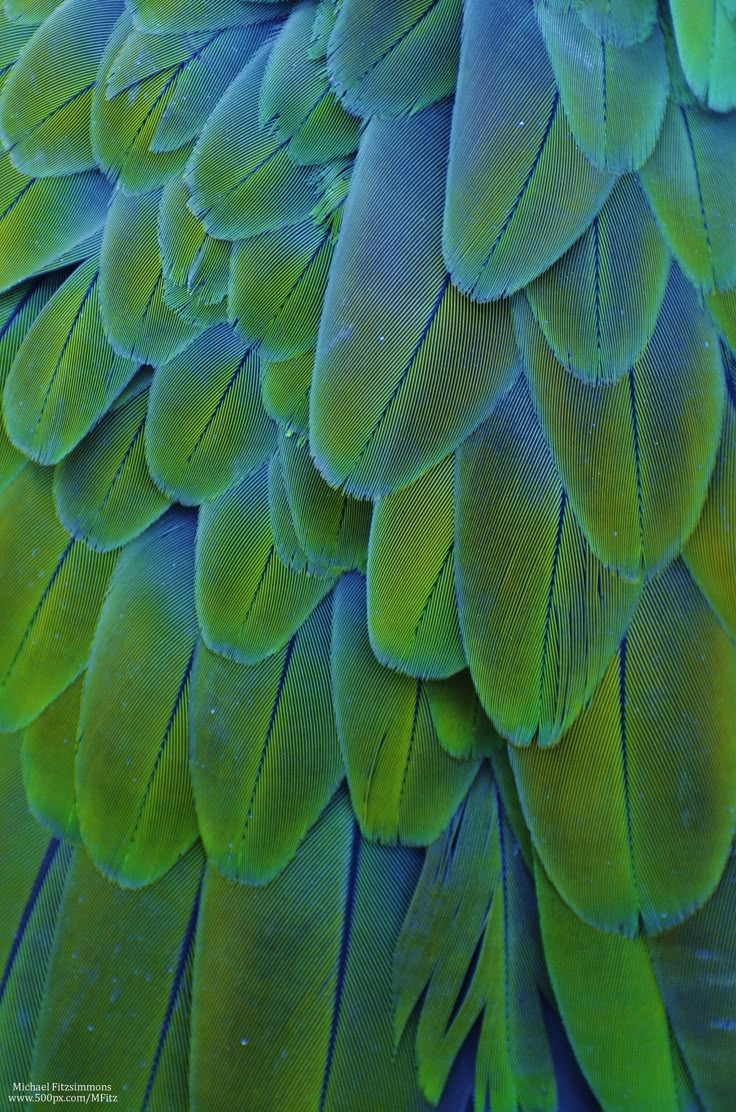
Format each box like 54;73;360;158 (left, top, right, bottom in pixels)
22;675;82;843
268;448;315;572
3;256;138;465
190;791;427;1112
0;0;122;177
443;0;613;299
229;208;341;361
394;766;556;1110
311;101;519;498
328;0;460;118
0;738;74;1098
76;510;199;887
196;463;335;664
707;286;736;353
145;324;275;506
425;671;498;760
513;560;736;936
526;175;670;385
574;0;657;46
158;176;232;310
279;426;371;572
518;268;724;578
99;188;204;366
455;376;640;747
53;372;171;551
260;2;359;165
0;154;111;295
0;275;62;490
186;44;321;240
538;4;669;172
649;847;736;1112
669;0;736;112
0;8;49;96
261;350;312;434
92;17;267;194
684;347;736;638
639;101;736;293
535;858;680;1111
5;0;62;20
0;465;117;730
367;454;465;679
127;0;288;33
190;595;342;884
30;845;203;1109
331;573;478;844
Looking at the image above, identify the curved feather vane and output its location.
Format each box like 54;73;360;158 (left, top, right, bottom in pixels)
311;101;519;497
536;859;681;1110
229;208;340;361
190;791;428;1112
191;594;342;884
29;845;204;1109
649;847;736;1112
278;428;370;572
537;4;669;172
186;43;321;241
669;0;736;113
456;377;640;747
158;176;232;310
0;275;62;490
575;0;657;47
76;510;199;887
0;155;111;295
128;0;289;34
513;561;736;936
639;100;736;293
196;463;335;663
443;0;613;300
332;573;478;844
525;175;671;385
3;256;138;465
0;0;122;176
260;2;359;166
22;675;83;844
0;738;74;1097
0;0;734;1106
328;0;461;119
261;349;312;434
99;188;204;366
518;268;724;578
367;454;465;679
92;15;267;194
54;371;171;551
394;765;556;1109
0;465;116;730
685;347;736;638
145;325;275;505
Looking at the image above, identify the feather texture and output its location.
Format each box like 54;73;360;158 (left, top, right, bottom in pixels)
444;0;613;299
0;465;116;730
196;463;335;664
518;269;724;578
456;377;640;746
191;595;342;884
512;561;736;936
145;325;275;505
76;510;199;887
3;256;138;465
311;101;519;497
331;573;478;844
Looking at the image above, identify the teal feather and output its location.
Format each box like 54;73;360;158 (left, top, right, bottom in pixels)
190;594;342;884
76;510;199;887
